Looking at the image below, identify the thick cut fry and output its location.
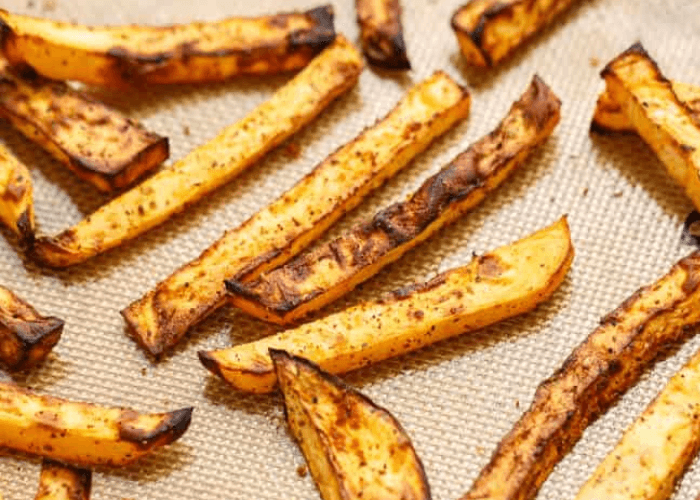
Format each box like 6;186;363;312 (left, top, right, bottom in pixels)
31;36;363;268
574;345;700;500
201;218;573;393
227;75;561;325
458;252;700;500
35;460;91;500
451;0;580;67
356;0;410;70
0;6;336;87
0;381;192;467
0;144;33;242
272;350;431;500
592;81;700;134
0;285;63;371
601;43;700;211
123;72;470;357
0;62;168;192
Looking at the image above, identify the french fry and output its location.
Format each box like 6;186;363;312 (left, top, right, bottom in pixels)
0;285;63;371
0;62;169;192
122;71;471;357
31;36;364;268
451;0;580;67
0;5;336;87
356;0;411;69
458;251;700;500
0;143;34;242
0;381;192;467
227;75;561;325
201;217;573;393
601;43;700;211
272;350;431;500
34;460;91;500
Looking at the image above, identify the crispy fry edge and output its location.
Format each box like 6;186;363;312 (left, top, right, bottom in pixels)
36;459;92;500
356;0;411;70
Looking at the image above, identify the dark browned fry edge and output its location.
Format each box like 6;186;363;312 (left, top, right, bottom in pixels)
16;207;34;245
118;407;193;449
0;314;64;371
356;0;411;70
40;459;92;500
270;348;432;499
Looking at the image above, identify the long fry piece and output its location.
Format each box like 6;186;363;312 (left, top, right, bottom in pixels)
201;217;573;393
458;252;700;500
451;0;580;68
0;6;336;87
0;381;192;467
35;460;91;500
227;75;561;325
574;345;700;500
0;144;34;242
123;72;470;357
356;0;411;69
601;43;700;210
0;62;169;192
31;36;363;268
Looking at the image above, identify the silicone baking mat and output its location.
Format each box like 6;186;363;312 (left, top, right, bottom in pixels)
2;0;700;498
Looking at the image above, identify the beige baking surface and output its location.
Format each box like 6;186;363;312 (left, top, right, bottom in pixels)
1;0;700;498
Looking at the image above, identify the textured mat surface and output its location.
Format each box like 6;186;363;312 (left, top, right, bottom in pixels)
1;0;700;498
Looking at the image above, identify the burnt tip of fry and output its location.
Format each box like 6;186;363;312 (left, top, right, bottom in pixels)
365;31;411;71
600;41;650;77
119;406;193;448
4;316;64;372
16;207;34;245
198;350;225;378
289;5;336;53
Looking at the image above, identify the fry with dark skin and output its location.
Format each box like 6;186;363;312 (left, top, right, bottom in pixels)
227;75;561;325
122;71;470;357
459;251;700;500
0;61;168;192
35;460;91;500
0;285;63;371
0;5;336;88
273;350;431;500
0;143;34;242
356;0;410;69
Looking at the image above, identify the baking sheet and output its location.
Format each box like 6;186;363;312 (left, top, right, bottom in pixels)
2;0;700;498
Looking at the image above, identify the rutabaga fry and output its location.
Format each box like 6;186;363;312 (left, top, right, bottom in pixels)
122;71;470;357
0;143;33;242
356;0;411;69
31;36;363;268
227;75;561;325
201;217;573;393
0;5;336;87
34;460;91;500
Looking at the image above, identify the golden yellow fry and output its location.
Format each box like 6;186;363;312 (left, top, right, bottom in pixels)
0;143;33;242
356;0;410;69
35;460;91;500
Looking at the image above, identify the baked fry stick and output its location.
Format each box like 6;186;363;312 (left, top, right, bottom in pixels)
356;0;411;69
0;144;33;242
123;71;470;357
34;460;91;500
31;36;363;268
201;217;573;393
227;75;561;325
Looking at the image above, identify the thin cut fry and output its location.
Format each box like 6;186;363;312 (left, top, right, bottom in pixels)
0;5;336;87
35;460;91;500
31;36;363;268
227;75;561;325
356;0;411;69
0;143;33;242
200;217;573;393
122;71;470;357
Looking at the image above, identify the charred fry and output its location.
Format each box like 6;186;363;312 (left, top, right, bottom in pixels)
459;252;700;500
0;6;336;87
122;71;470;357
0;285;63;371
451;0;580;67
0;144;33;242
201;218;573;393
272;350;431;500
35;460;91;500
0;381;192;467
356;0;410;69
31;36;363;268
227;75;561;325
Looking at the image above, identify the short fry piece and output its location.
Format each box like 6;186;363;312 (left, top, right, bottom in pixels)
227;75;561;325
0;62;169;192
451;0;580;67
0;6;335;87
123;71;471;357
0;285;63;371
31;36;363;268
458;252;700;500
201;217;573;393
0;381;192;467
592;81;700;134
0;144;33;242
601;43;700;211
272;350;431;500
356;0;410;69
574;345;700;500
35;460;91;500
